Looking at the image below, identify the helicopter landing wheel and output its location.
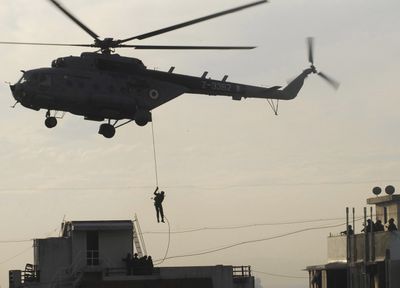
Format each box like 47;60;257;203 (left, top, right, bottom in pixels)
44;117;57;128
98;123;115;138
135;110;152;127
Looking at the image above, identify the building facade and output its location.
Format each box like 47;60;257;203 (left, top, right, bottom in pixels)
306;191;400;288
9;220;254;288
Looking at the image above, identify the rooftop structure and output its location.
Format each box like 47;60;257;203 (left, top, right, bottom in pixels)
306;186;400;288
9;218;254;288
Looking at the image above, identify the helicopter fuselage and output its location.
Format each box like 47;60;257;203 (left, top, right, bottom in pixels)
10;51;312;137
11;52;304;121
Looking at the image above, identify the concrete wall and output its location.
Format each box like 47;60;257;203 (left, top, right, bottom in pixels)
71;231;87;273
389;260;400;287
159;266;253;288
159;265;234;288
378;202;400;227
99;230;132;268
327;235;347;262
234;277;254;288
369;196;400;228
104;265;254;288
328;232;400;263
388;235;400;260
70;229;132;272
37;238;72;284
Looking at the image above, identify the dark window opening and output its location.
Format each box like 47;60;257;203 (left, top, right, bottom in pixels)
51;58;65;68
86;231;99;266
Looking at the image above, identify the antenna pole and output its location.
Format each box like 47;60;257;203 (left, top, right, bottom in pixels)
346;207;351;288
363;207;368;288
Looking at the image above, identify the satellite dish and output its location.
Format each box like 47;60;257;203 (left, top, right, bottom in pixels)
372;186;382;196
385;185;395;195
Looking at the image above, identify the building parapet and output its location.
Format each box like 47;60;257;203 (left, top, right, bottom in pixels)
327;231;400;263
367;195;400;205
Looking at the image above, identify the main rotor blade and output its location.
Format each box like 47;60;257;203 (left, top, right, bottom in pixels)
118;0;268;44
48;0;99;40
0;41;94;47
118;44;256;50
318;72;340;90
307;37;314;65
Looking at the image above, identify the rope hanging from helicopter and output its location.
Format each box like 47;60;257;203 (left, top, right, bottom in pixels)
151;121;159;187
154;215;171;266
150;121;172;264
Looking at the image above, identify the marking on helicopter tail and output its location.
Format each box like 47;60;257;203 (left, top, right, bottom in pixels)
201;81;232;92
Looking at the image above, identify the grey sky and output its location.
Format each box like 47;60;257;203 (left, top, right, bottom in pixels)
0;0;400;287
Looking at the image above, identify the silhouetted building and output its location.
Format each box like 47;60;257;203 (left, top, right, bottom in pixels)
306;191;400;288
9;219;254;288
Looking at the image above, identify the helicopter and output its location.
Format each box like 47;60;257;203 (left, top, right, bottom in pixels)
3;0;339;138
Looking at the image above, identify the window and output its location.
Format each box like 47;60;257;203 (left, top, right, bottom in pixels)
86;231;99;266
51;58;65;68
19;76;27;84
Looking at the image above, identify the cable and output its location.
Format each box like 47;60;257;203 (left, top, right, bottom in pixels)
154;218;364;262
0;239;31;244
143;216;349;235
0;225;61;245
154;215;171;266
0;214;366;245
0;179;400;192
151;120;159;187
0;246;31;265
253;269;308;279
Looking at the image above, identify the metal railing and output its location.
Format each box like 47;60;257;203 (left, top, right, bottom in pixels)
233;266;252;278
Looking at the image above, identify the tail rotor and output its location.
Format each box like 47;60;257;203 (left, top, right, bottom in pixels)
306;37;340;90
277;37;340;102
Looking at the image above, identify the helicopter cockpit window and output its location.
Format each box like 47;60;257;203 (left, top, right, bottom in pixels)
39;74;52;88
18;73;37;84
51;58;66;68
18;75;27;84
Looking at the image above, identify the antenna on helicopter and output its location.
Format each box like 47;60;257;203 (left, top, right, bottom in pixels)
306;37;340;90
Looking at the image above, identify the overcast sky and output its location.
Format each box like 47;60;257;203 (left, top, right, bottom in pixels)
0;0;399;287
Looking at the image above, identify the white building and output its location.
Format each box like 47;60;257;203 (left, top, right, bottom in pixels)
9;220;254;288
306;187;400;288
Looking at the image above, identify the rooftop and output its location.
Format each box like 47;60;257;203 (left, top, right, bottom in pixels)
367;194;400;205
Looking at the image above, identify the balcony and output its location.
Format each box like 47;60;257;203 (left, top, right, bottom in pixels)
327;231;400;263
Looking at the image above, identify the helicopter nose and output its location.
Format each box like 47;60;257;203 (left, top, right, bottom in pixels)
10;83;23;101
